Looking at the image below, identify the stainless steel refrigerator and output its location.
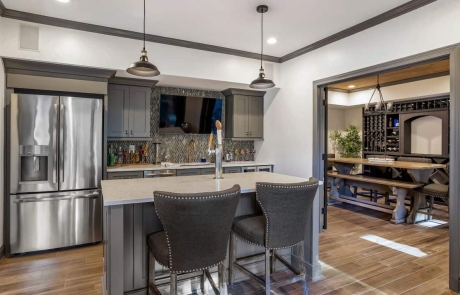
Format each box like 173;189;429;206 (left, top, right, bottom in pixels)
7;94;103;254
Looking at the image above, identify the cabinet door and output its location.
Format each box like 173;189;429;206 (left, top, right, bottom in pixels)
233;96;249;138
108;85;130;137
248;96;264;138
128;86;151;138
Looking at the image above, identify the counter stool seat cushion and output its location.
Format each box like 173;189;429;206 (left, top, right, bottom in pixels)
421;184;449;196
231;214;265;246
147;231;170;267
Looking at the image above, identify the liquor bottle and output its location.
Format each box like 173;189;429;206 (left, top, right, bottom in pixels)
109;145;115;167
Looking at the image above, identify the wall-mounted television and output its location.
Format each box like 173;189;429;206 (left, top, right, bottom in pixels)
159;94;222;134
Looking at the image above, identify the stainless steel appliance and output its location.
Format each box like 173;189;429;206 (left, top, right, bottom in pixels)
7;94;103;254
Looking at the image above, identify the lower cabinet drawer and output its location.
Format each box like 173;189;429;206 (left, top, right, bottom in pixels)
200;168;216;175
176;169;202;177
224;167;242;174
107;171;144;179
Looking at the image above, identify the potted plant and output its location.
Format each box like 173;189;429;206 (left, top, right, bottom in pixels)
329;125;362;159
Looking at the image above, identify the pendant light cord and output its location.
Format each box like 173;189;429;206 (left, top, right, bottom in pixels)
260;11;263;69
143;0;146;50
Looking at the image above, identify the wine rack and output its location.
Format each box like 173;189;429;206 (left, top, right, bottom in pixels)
362;93;450;158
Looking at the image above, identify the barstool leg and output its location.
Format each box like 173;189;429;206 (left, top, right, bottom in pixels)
201;270;207;294
430;196;435;214
148;252;156;295
170;273;177;295
218;262;228;295
270;250;276;274
229;232;237;285
265;249;271;295
298;242;308;295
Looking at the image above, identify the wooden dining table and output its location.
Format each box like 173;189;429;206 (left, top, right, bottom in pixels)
328;158;446;224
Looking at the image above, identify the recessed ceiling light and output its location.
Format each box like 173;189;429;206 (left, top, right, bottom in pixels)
348;85;356;89
57;0;70;3
267;38;277;45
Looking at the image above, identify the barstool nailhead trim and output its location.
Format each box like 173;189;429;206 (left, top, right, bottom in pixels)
153;190;239;272
256;183;317;249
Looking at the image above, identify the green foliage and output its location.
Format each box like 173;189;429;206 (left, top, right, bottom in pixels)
329;125;362;158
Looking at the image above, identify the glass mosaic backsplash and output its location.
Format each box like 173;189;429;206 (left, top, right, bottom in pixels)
108;86;255;164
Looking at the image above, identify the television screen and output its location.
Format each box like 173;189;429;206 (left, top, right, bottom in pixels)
159;94;222;134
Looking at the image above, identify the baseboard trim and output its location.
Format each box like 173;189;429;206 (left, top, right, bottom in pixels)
0;245;5;263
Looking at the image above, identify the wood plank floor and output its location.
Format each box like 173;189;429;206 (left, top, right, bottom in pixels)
0;204;453;295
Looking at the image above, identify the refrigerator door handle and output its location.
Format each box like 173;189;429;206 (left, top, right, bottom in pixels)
53;103;58;184
60;103;65;183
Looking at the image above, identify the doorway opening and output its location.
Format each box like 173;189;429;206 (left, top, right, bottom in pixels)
312;44;460;293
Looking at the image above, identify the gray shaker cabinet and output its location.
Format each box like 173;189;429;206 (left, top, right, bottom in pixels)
222;88;265;139
129;86;151;138
233;96;249;138
108;84;151;138
107;84;130;138
248;96;264;138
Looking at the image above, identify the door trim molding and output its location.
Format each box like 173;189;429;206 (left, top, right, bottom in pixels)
313;43;459;292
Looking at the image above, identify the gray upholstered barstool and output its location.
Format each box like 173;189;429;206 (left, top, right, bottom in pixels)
229;178;319;295
148;185;241;295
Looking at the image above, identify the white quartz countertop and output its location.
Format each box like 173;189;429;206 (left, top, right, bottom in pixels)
106;162;274;172
102;172;322;206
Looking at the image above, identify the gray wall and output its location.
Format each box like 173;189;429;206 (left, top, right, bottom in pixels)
108;86;255;164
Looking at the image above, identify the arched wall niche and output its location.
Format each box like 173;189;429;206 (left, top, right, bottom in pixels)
400;110;449;157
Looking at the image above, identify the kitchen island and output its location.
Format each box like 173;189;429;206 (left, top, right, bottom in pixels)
101;172;322;295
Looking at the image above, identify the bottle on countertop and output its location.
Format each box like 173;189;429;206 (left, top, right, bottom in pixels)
109;145;115;167
117;147;123;166
123;148;127;164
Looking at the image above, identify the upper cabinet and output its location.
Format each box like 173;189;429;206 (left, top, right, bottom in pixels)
222;88;265;140
108;78;156;139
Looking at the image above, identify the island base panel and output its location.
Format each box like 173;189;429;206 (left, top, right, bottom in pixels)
103;193;306;295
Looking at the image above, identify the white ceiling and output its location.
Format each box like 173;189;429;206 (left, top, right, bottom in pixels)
3;0;410;57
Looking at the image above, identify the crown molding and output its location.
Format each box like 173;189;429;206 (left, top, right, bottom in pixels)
108;77;158;88
2;57;116;79
1;7;280;63
0;0;436;64
280;0;437;63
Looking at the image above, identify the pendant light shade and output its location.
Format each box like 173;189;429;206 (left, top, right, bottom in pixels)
127;0;160;77
127;49;160;77
250;5;275;89
250;68;275;89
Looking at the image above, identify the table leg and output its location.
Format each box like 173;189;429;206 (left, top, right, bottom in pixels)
333;163;354;197
327;177;342;205
407;191;431;224
406;169;434;224
391;187;408;224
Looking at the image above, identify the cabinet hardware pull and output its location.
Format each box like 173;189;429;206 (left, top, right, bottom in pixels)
130;130;133;135
125;130;128;135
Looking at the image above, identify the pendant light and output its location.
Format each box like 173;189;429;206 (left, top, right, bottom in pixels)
127;0;160;77
250;5;275;89
364;75;388;113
